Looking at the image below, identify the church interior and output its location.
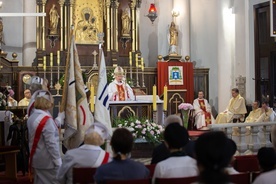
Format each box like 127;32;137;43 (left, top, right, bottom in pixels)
0;0;276;183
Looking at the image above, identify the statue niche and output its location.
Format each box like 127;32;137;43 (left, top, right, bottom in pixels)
75;7;98;44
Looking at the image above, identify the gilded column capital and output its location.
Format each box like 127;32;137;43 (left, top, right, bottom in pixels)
130;0;136;9
58;0;65;6
70;0;75;5
105;1;111;7
41;0;47;5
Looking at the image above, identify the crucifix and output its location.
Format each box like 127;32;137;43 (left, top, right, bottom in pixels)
173;98;181;113
92;50;98;69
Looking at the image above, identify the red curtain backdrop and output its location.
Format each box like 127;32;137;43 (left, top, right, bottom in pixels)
157;61;194;103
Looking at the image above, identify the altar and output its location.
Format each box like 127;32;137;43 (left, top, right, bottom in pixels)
109;95;164;125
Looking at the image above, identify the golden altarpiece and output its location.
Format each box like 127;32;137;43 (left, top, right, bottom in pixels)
0;0;209;124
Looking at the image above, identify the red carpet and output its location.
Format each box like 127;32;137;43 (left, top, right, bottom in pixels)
0;171;32;184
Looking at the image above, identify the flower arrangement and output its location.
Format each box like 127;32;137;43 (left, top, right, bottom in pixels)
113;117;163;144
178;103;193;129
178;103;194;110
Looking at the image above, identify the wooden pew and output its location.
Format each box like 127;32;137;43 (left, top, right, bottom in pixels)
0;146;20;181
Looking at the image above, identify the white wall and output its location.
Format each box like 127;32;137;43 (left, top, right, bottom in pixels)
23;0;36;66
190;0;219;113
0;0;23;65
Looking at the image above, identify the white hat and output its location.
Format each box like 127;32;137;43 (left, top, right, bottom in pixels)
86;122;110;140
34;90;52;102
27;76;44;85
114;66;124;76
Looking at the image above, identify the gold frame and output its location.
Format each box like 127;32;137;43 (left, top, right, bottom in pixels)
73;0;103;44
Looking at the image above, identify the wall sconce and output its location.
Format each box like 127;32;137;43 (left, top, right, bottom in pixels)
0;2;2;9
147;3;157;24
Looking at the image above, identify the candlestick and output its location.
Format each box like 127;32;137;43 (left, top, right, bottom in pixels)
130;53;133;86
129;51;132;66
153;85;157;111
57;50;60;65
50;53;53;67
90;85;95;112
135;54;138;68
141;58;145;87
43;56;46;79
163;85;168;111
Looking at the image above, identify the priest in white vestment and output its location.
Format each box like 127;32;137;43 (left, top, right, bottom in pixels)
245;101;262;123
18;89;31;106
216;88;247;123
256;101;276;122
108;66;134;101
193;90;215;130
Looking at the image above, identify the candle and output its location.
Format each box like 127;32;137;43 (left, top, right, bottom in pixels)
135;54;138;68
153;85;157;111
163;85;168;111
43;56;46;71
90;85;95;112
50;52;53;67
57;50;60;65
129;51;132;66
141;57;144;71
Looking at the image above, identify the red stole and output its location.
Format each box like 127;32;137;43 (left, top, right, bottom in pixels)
116;84;125;101
198;99;212;126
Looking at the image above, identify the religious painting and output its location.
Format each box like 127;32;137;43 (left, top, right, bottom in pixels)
168;66;183;85
74;0;103;44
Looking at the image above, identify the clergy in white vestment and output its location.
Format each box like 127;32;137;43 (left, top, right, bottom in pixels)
193;90;215;130
216;88;247;123
57;122;111;184
108;66;134;101
18;89;31;106
245;100;262;123
256;101;276;122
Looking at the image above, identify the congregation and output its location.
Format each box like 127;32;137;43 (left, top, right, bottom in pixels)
3;68;276;184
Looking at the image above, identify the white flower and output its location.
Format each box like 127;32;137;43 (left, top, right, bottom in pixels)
178;103;194;110
130;123;134;126
118;124;122;128
150;130;154;135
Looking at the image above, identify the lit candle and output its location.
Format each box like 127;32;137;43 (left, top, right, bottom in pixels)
129;51;132;66
57;50;60;65
50;52;53;67
135;54;138;68
43;56;46;71
90;85;95;112
163;85;168;111
153;85;157;111
141;57;144;71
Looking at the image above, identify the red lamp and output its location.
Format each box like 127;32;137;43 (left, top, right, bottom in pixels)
147;3;157;23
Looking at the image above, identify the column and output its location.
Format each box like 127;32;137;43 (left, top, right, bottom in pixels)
106;0;111;51
130;0;136;51
59;0;65;51
42;0;47;50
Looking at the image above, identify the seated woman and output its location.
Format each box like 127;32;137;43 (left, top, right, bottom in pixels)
57;127;111;184
94;128;149;183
